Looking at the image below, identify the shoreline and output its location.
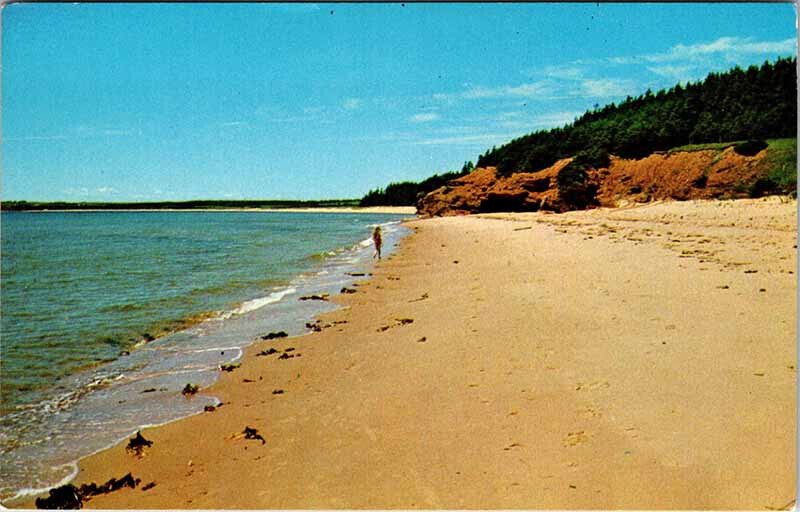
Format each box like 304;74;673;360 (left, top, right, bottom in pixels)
5;206;418;214
12;198;796;509
1;216;412;506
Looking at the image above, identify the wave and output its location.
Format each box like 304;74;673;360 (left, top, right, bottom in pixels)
229;287;297;316
1;214;412;503
4;462;79;502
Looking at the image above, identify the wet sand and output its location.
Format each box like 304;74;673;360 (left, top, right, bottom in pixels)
16;197;796;509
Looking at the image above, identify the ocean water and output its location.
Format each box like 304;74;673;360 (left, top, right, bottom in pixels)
0;210;410;502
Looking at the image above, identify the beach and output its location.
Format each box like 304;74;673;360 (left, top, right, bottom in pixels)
17;197;796;510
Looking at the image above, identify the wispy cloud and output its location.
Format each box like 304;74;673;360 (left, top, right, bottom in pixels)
6;134;71;142
579;78;637;98
96;186;117;194
532;111;582;128
463;81;553;100
409;112;440;123
412;133;517;146
434;70;639;106
64;187;90;197
542;65;585;80
342;98;362;111
646;36;797;63
9;126;140;143
494;110;582;130
532;35;796;90
254;105;334;124
646;64;697;82
433;80;556;103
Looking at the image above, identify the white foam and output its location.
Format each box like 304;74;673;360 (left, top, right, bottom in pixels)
5;462;78;502
191;346;243;355
230;287;296;316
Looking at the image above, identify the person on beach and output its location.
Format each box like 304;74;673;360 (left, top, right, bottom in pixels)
372;226;382;259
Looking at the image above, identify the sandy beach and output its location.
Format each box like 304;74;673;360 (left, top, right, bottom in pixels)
16;197;795;510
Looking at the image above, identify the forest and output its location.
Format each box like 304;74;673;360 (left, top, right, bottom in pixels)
359;161;474;207
362;57;796;206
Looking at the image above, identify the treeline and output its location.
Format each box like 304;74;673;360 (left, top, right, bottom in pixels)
476;57;796;175
1;199;361;211
359;161;474;206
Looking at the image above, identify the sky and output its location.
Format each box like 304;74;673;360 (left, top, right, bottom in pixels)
2;3;797;201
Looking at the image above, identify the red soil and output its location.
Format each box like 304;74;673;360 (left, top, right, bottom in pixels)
418;147;771;216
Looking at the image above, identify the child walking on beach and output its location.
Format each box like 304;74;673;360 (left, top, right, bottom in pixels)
372;226;382;259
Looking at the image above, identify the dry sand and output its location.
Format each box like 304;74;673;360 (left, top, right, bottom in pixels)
16;197;796;510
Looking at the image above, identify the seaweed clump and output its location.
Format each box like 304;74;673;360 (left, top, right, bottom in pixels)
35;473;141;509
181;383;199;396
243;426;266;444
125;431;153;457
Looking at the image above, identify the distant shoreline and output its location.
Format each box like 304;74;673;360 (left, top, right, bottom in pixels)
7;206;418;215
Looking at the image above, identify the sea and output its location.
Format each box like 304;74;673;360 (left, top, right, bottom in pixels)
0;210;411;502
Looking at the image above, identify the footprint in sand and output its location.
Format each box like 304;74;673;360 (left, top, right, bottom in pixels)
581;407;603;419
624;427;639;438
575;381;610;391
563;431;589;447
377;317;414;332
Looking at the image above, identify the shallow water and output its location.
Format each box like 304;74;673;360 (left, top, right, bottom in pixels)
0;210;410;501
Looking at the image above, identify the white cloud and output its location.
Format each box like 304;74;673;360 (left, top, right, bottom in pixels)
409;112;440;123
579;78;637;98
648;36;797;63
413;133;517;146
462;81;553;99
495;110;582;130
9;125;139;142
342;98;362;110
646;64;697;82
532;111;582;128
64;187;90;197
432;80;555;103
6;134;71;142
542;65;585;80
96;187;117;194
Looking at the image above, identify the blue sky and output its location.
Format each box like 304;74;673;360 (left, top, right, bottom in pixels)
2;3;796;201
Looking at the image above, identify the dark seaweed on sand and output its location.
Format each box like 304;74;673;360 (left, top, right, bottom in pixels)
35;473;141;509
243;426;266;444
125;431;153;456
